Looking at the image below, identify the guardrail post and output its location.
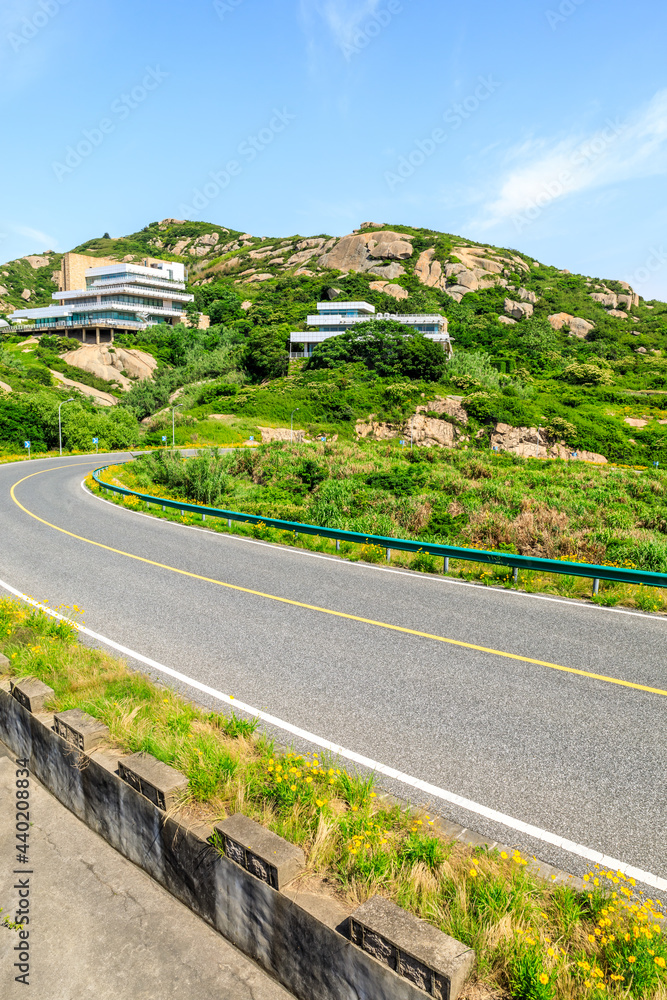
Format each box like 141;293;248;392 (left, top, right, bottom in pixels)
202;514;206;522
386;549;391;562
513;567;518;584
336;539;340;552
444;557;449;574
593;578;600;595
162;505;165;512
228;519;232;529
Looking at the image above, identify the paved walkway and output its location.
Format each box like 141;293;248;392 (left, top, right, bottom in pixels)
0;741;293;1000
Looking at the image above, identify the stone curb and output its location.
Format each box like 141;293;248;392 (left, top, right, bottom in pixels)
0;684;472;1000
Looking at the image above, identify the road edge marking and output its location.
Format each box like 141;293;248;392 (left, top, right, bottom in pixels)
0;577;664;893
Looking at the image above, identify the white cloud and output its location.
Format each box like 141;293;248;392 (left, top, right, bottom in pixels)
476;90;667;229
300;0;381;52
11;225;59;250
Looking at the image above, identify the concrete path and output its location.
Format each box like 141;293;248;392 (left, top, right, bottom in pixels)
0;453;665;889
0;741;293;999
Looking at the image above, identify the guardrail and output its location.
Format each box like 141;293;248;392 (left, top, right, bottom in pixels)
93;465;667;594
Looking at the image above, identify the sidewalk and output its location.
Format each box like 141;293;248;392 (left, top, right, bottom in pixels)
0;740;293;1000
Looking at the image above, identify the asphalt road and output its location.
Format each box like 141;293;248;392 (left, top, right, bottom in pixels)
1;453;665;888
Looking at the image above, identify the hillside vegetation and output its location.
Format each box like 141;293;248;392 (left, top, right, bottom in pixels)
3;218;667;501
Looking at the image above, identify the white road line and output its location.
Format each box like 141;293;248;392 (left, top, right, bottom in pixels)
1;576;665;893
83;481;667;624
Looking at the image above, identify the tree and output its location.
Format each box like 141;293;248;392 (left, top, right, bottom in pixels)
305;320;447;381
244;325;289;382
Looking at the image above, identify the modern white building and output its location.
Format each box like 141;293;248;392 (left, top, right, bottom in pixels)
289;301;450;358
9;259;194;344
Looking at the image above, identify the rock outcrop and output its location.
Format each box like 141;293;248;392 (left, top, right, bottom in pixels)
490;423;607;463
258;427;306;443
369;281;408;300
62;345;157;390
355;409;465;448
504;298;534;320
415;395;468;424
547;313;595;338
316;231;412;274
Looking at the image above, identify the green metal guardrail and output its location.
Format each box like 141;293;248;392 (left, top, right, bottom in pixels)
93;465;667;593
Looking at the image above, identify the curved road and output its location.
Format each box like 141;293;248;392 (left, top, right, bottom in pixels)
1;454;665;889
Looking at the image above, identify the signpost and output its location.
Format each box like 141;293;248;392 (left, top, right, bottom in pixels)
92;437;98;454
161;436;167;445
24;441;30;459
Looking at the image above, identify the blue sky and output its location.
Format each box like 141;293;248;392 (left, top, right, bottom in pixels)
2;0;667;298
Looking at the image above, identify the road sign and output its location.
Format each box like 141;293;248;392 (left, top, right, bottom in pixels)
92;437;98;443
24;441;30;459
161;436;167;443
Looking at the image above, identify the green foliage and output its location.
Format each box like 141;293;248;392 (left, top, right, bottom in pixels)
306;320;447;381
243;325;289;382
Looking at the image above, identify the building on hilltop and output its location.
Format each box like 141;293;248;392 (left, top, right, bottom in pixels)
8;253;196;344
289;301;451;359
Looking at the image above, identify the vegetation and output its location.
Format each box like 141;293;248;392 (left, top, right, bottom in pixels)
1;595;664;1000
91;444;667;612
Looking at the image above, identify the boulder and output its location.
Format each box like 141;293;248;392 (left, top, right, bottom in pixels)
504;298;533;320
382;283;408;301
21;288;31;300
317;230;412;273
171;239;191;255
608;310;628;319
296;238;326;250
195;232;220;246
366;237;413;260
635;346;648;353
287;248;320;266
415;249;442;287
241;300;252;310
62;345;158;389
367;263;405;280
569;317;595;339
548;312;573;330
359;222;386;229
0;285;8;297
454;269;479;290
498;315;517;325
23;255;51;269
590;291;617;309
518;287;537;304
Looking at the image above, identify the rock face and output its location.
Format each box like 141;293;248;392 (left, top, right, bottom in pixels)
369;281;409;300
490;423;607;463
355;408;465;448
317;231;412;274
589;287;640;310
504;298;533;320
23;255;51;269
62;345;157;390
258;427;305;444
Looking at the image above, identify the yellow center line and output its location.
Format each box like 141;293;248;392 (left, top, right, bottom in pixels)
9;464;667;699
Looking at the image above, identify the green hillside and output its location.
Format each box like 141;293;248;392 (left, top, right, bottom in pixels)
2;218;667;466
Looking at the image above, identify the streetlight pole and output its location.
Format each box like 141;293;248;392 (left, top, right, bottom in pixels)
172;404;183;448
58;398;74;457
290;408;299;443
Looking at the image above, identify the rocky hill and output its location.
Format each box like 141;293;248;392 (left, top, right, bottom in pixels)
3;218;667;464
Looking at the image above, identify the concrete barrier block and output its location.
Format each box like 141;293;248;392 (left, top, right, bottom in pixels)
10;675;55;714
54;708;109;752
118;752;188;811
215;813;305;890
350;896;475;1000
0;653;10;672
